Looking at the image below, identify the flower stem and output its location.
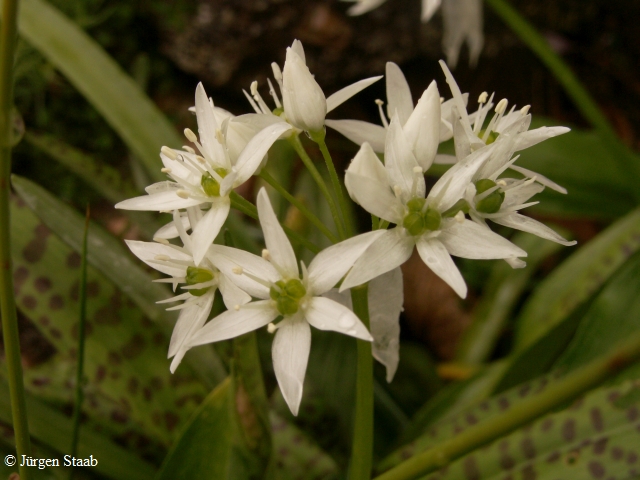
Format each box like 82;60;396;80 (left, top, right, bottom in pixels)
0;0;32;476
373;330;640;480
349;284;374;480
69;206;90;478
229;191;320;254
288;135;347;240
485;0;640;192
259;170;339;244
309;130;354;237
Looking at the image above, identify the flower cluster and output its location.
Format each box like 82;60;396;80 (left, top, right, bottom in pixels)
117;40;574;415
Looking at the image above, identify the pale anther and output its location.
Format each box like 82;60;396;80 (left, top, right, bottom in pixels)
232;266;243;275
495;99;509;114
267;322;277;334
176;190;190;199
250;81;259;96
478;91;488;104
262;249;271;260
520;105;531;115
182;145;195;154
215;129;226;146
154;254;171;261
271;62;282;82
413;166;423;174
440;97;445;104
374;99;384;106
161;167;172;173
234;304;241;311
184;128;198;143
161;146;177;160
455;211;465;223
195;155;206;164
153;237;170;245
497;179;507;187
393;185;402;197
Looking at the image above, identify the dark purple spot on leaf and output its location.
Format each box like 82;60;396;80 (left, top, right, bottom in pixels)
38;316;50;326
522;437;536;459
34;276;52;293
110;410;128;424
591;408;604;432
570;398;584;410
547;451;561;463
611;447;624;461
593;437;608;455
165;412;179;432
627;451;638;464
86;281;100;297
143;387;152;402
153;332;165;345
498;396;510;411
500;451;515;470
95;366;106;383
149;377;163;390
13;266;28;295
466;413;478;425
522;465;536;480
541;418;554;432
608;391;621;403
49;328;62;339
627;406;638;422
71;321;93;339
107;352;121;365
67;251;81;269
519;383;532;397
479;401;489;411
22;295;37;310
23;224;50;263
562;419;576;441
463;456;480;480
121;334;145;359
588;461;605;478
48;294;64;310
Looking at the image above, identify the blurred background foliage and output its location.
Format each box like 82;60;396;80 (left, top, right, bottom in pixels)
2;0;640;478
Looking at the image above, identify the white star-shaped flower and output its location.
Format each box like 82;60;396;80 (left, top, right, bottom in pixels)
116;82;292;265
341;115;526;298
186;188;385;415
125;210;250;373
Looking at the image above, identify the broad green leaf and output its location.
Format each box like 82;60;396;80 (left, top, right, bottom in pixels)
514;206;640;351
555;251;640;372
420;379;640;480
10;195;206;444
17;0;180;182
12;175;226;388
456;233;563;364
0;377;156;480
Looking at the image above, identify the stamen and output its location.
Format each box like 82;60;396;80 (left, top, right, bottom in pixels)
478;91;488;104
440;97;445;104
215;129;226;146
393;185;402;198
153;237;170;245
161;146;178;160
411;166;423;197
176;190;190;199
495;98;509;115
271;62;283;83
183;145;196;154
154;255;171;261
234;304;241;311
232;266;243;275
375;99;389;128
455;210;465;223
250;81;259;97
195;155;206;164
497;179;507;187
520;105;531;115
267;78;282;108
161;167;172;173
243;89;261;114
262;249;271;261
184;128;198;143
267;322;278;333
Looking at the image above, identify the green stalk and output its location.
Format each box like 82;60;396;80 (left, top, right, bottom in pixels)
288;135;346;240
259;170;339;244
229;191;320;254
309;130;353;237
69;206;90;477
374;330;640;480
348;284;374;480
0;0;31;476
485;0;640;192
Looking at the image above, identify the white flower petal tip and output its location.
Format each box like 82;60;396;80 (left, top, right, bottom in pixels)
326;75;383;113
256;188;298;277
306;297;373;341
272;320;311;416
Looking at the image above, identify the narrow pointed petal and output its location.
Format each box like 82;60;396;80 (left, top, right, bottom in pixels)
341;228;414;291
491;213;577;246
385;115;422;201
386;62;414;125
346;0;387;16
208;244;279;298
272;319;311;416
438;219;527;259
219;274;252;310
115;190;203;211
191;200;230;266
422;0;441;21
125;240;191;277
403;80;441;170
307;230;386;294
326;76;383;113
416;237;467;298
188;300;278;347
369;268;402;381
513;126;570;151
442;0;484;68
257;188;298;277
439;60;474;135
509;165;567;194
195;83;227;166
154;215;191;239
233;122;292;185
305;297;372;341
168;290;214;359
282;45;326;132
434;154;457;165
325;119;386;152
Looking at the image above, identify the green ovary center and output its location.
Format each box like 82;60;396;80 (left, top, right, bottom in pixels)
185;266;214;296
270;279;307;316
201;168;229;197
402;197;441;236
474;179;505;214
479;129;499;145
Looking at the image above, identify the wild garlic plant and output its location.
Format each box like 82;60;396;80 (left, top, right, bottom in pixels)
116;39;575;475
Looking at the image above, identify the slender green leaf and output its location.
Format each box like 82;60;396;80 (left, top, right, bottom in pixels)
17;0;180;182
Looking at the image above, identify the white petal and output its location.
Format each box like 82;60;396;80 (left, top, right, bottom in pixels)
325;119;386;153
346;0;388;16
257;188;298;277
307;230;386;294
422;0;441;21
168;290;214;360
439;60;474;135
438;219;527;259
125;240;190;277
195;83;227;167
491;213;577;246
434;154;458;165
305;297;372;341
115;190;203;211
385;115;423;201
233;122;292;185
442;0;484;67
154;215;191;239
282;45;326;132
513;126;570;151
368;268;403;381
509;165;568;194
145;180;179;195
191;200;230;266
208;244;279;299
403;81;441;171
326;76;383;113
415;237;467;298
385;62;414;125
291;39;306;63
272;319;311;416
219;274;252;310
188;300;278;347
341;228;415;291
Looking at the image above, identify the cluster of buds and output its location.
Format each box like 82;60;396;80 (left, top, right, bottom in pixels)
116;40;574;415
